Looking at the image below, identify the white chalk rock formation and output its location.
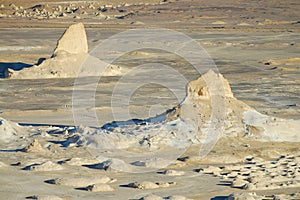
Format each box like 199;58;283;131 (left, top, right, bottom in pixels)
0;117;22;142
76;70;299;171
53;23;88;56
9;23;123;79
169;70;300;143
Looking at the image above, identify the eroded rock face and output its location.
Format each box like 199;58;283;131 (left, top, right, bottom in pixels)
167;70;300;143
186;70;234;100
9;23;89;79
53;22;88;56
9;23;124;79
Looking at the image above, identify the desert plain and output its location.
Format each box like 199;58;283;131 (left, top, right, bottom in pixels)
0;0;299;199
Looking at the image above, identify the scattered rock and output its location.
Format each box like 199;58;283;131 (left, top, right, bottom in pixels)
139;195;191;200
226;171;239;179
128;181;159;189
85;184;114;192
231;179;249;189
25;195;66;200
159;170;185;176
167;195;191;200
223;165;241;171
46;175;115;187
245;156;254;161
82;160;112;170
200;153;300;193
59;157;98;166
127;181;176;189
212;21;226;25
21;139;45;153
228;192;260;200
200;166;222;175
177;156;190;162
156;181;176;188
24;161;63;171
140;194;163;200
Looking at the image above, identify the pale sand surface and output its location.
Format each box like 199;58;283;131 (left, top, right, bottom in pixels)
0;1;299;200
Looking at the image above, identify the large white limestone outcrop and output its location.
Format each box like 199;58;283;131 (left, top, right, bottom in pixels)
9;23;122;79
170;70;300;143
53;23;88;56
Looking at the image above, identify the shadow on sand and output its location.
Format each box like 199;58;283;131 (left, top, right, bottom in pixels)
0;62;33;78
0;58;46;78
211;196;230;200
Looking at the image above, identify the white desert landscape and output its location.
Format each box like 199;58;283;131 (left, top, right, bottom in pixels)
0;0;300;200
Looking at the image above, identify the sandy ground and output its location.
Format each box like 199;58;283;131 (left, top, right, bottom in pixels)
0;0;299;200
